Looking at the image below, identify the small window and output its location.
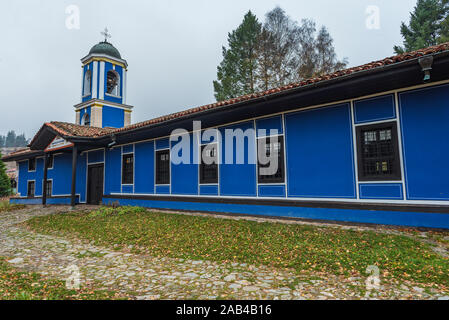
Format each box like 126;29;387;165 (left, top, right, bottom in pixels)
28;158;36;171
82;113;91;126
45;180;52;196
257;136;285;184
356;122;401;181
47;154;54;169
200;143;218;184
106;70;120;96
83;70;92;96
156;150;170;185
27;181;35;197
122;154;134;185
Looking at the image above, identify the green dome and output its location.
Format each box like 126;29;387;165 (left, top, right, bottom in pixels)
89;41;121;59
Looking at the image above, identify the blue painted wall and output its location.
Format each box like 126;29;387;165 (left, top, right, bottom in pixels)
399;84;449;201
354;94;396;123
219;121;257;197
103;197;449;229
102;106;125;128
171;133;199;195
359;183;403;200
104;147;121;195
285;103;356;199
135;141;155;194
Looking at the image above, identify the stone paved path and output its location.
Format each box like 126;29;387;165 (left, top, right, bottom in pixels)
0;206;448;300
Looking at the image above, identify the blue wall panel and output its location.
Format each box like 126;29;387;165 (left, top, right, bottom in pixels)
104;147;121;195
219;121;257;197
256;115;283;137
399;84;449;200
47;153;87;202
156;185;170;194
135;141;155;194
258;185;286;197
104;197;449;229
87;150;104;163
171;133;198;195
122;144;133;154
102;106;124;128
17;161;28;196
285;104;356;198
156;138;169;150
354;94;396;124
359;183;403;200
122;185;133;193
200;185;219;196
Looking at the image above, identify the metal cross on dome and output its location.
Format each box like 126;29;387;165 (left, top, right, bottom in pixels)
101;27;111;42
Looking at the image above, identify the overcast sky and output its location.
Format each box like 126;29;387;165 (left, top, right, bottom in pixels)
0;0;417;138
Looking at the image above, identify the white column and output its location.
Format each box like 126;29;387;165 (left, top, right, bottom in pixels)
123;69;127;104
92;61;98;99
99;61;105;100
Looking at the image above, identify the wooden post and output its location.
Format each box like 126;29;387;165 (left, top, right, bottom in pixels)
42;153;49;206
70;145;78;207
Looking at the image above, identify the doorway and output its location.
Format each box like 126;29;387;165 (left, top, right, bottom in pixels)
87;164;104;205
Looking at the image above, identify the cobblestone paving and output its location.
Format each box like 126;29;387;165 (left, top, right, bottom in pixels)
0;206;448;300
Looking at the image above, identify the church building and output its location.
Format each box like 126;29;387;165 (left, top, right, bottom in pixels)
3;35;449;229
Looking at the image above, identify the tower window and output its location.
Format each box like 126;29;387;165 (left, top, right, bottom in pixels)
82;113;91;126
106;70;120;96
83;70;92;96
356;121;401;181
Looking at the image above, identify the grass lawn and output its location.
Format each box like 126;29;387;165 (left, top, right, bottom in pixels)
0;200;25;213
25;206;449;288
0;257;120;300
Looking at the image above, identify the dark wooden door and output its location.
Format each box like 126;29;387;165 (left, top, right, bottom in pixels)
87;164;104;205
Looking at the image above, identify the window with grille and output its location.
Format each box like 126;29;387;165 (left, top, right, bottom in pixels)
356;122;401;181
122;154;134;184
156;150;170;185
27;181;35;197
28;158;36;171
200;143;218;184
45;180;52;196
257;136;285;184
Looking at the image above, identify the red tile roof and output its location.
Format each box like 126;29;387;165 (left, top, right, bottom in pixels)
47;122;116;138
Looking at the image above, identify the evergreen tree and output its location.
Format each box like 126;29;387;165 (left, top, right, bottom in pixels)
213;11;262;101
0;135;4;148
5;131;16;148
15;133;28;147
314;26;348;76
213;7;347;100
394;0;448;54
0;151;11;197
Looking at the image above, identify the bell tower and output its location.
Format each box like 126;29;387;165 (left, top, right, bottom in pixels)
75;28;133;128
